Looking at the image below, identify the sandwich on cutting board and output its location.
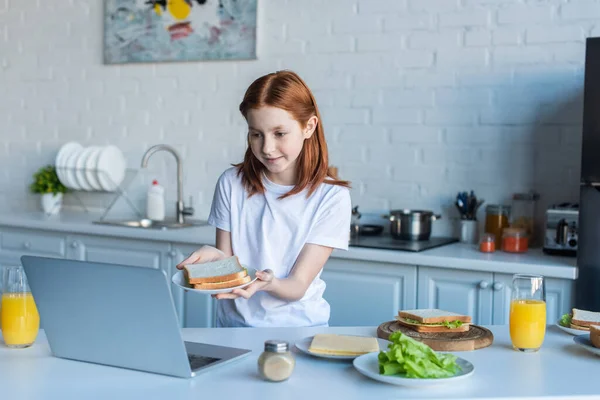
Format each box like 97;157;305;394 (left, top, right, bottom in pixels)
569;308;600;331
183;256;251;290
396;309;472;333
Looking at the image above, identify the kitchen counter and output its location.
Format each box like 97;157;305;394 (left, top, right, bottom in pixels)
0;211;577;279
0;325;597;400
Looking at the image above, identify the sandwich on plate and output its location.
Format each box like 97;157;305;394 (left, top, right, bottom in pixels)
183;256;251;290
396;309;472;333
590;325;600;348
561;308;600;331
308;334;380;356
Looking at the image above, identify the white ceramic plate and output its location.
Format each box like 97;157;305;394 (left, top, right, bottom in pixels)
55;142;82;187
295;336;391;360
96;145;126;191
171;267;258;295
573;334;600;357
74;147;95;191
63;148;83;190
557;320;588;336
353;352;475;387
85;146;103;191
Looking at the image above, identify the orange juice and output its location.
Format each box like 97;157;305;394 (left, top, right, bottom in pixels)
509;299;546;350
1;292;40;347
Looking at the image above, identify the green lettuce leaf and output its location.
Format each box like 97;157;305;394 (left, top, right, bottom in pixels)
402;317;464;329
559;313;572;327
378;332;461;379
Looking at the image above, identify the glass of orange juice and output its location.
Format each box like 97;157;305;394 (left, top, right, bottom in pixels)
509;274;546;352
1;266;40;348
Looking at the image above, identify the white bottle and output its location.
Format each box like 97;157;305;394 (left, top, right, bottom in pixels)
146;180;165;221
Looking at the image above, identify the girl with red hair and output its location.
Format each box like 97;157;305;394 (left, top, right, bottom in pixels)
178;70;351;327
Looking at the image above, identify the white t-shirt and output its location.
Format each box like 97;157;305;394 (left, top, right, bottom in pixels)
207;167;351;328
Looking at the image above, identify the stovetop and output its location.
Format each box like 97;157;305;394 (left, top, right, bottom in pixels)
348;235;458;252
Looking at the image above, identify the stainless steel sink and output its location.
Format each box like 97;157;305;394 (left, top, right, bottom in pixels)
93;218;209;230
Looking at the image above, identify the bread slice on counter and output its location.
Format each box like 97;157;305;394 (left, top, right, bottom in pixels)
396;309;472;333
193;275;251;290
571;309;600;329
308;334;380;356
590;325;600;348
183;256;246;284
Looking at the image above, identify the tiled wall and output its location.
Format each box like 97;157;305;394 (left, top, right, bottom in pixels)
1;0;593;236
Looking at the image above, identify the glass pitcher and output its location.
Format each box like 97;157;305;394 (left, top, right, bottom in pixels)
1;266;40;348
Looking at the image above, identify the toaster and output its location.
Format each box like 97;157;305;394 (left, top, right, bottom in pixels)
543;203;578;257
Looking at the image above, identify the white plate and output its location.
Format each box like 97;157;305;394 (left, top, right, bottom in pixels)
295;336;391;360
74;147;95;191
96;145;126;191
573;334;600;357
63;148;83;190
557;320;588;336
171;267;258;295
55;142;82;187
353;352;475;387
85;146;103;191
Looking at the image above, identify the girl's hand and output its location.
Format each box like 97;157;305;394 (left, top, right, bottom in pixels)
213;269;274;300
176;245;227;270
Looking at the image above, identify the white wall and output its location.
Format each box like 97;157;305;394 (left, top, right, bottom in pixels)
1;0;593;236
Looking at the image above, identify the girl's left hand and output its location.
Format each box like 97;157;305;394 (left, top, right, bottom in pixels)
213;269;274;300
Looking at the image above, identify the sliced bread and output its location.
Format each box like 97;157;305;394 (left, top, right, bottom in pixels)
184;256;246;284
571;308;600;328
308;334;380;356
398;309;472;324
590;325;600;348
193;275;251;290
395;316;471;333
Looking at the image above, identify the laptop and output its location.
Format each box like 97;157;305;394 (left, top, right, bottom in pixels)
20;255;251;378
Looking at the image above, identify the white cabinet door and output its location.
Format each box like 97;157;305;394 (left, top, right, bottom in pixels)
170;243;215;328
417;267;494;325
322;258;417;327
492;273;575;325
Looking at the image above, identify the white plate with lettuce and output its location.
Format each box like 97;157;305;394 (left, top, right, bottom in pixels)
353;332;475;387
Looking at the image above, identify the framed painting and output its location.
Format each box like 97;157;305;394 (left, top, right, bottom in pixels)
104;0;257;64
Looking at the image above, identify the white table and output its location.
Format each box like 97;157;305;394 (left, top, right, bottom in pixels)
0;325;598;400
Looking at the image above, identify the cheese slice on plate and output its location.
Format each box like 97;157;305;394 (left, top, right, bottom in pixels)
308;334;380;356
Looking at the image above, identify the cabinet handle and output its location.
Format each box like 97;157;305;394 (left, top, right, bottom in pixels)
169;250;177;258
493;282;504;291
70;241;79;249
478;280;490;289
23;241;31;249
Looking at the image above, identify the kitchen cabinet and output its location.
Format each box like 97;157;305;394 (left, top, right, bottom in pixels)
170;243;215;329
418;267;574;325
322;258;417;327
417;267;494;325
0;227;67;266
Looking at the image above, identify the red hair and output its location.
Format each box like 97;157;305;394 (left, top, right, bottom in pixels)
235;70;350;199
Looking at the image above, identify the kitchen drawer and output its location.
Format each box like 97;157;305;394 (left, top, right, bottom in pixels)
0;228;66;259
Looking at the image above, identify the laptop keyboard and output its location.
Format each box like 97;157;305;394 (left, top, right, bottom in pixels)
188;354;220;370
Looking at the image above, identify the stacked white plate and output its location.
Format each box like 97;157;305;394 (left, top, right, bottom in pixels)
55;142;127;192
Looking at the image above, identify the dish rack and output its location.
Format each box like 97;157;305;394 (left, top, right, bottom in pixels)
55;165;143;221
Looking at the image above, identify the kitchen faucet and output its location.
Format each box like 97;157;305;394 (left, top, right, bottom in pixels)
141;144;194;224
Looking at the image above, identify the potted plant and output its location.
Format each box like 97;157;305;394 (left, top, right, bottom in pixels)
30;165;67;215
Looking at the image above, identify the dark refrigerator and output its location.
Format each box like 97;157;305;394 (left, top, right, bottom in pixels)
577;37;600;312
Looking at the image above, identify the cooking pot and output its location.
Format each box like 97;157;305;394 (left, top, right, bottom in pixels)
386;209;442;241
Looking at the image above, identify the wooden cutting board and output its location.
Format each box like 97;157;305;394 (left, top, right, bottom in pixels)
377;321;494;352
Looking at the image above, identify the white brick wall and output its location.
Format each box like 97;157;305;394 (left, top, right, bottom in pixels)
0;0;591;238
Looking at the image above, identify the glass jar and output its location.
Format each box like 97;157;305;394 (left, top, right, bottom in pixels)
484;205;511;249
479;233;496;253
257;340;295;382
511;192;539;246
502;228;529;253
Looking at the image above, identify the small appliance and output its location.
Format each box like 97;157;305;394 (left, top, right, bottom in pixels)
543;203;578;257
